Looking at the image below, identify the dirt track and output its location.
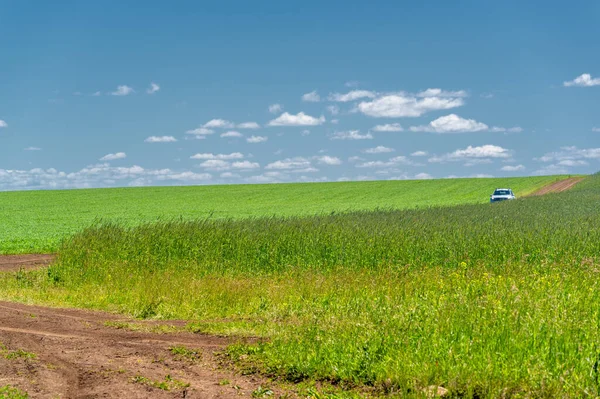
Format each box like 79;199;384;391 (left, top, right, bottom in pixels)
0;301;283;398
0;254;54;272
529;176;584;196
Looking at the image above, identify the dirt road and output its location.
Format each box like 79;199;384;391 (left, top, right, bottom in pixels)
529;176;584;196
0;300;283;398
0;254;54;272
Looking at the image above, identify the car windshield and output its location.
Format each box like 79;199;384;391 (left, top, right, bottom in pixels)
493;189;511;195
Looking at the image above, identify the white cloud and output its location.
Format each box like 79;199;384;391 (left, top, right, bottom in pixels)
160;171;212;181
330;130;373;140
464;159;493;167
110;85;134;96
186;127;214;136
557;160;588;167
564;73;600;87
237;122;260;129
0;120;7;128
429;145;511;163
265;157;311;170
593;127;600;132
100;152;127;161
220;131;243;138
231;161;260;170
536;146;600;162
301;129;310;136
532;164;570;176
348;156;365;163
358;94;464;118
314;156;342;165
190;152;244;160
220;172;241;179
326;105;340;115
410;114;488;133
198;159;231;171
0;164;213;190
290;167;319;174
268;104;283;114
247;135;268;143
268;112;325;126
146;82;160;94
24;147;41;151
328;90;377;102
372;123;403;132
416;88;468;98
203;119;235;129
356;156;414;168
410;114;522;134
489;126;523;133
302;90;320;102
245;174;282;183
411;151;428;157
330;119;339;124
415;173;433;180
363;146;394;154
144;136;177;143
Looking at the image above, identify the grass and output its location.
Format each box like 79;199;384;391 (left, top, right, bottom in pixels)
0;386;28;399
0;343;36;361
130;374;190;391
0;173;597;397
169;345;202;362
0;175;565;254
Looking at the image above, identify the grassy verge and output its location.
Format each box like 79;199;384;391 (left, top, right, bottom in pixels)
0;174;598;397
0;386;28;399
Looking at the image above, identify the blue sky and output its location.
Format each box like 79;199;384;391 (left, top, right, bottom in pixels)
0;0;599;190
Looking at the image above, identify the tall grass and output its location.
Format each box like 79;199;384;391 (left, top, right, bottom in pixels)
3;174;600;397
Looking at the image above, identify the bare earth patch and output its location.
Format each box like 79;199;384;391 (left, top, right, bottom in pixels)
528;176;584;196
0;301;288;398
0;254;54;272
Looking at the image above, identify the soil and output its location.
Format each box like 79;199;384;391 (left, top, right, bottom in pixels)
0;254;54;272
528;176;585;196
0;299;289;398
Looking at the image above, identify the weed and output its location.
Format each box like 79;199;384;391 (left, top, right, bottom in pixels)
169;345;201;362
130;374;189;391
0;385;28;399
4;350;36;360
252;386;273;397
0;343;36;361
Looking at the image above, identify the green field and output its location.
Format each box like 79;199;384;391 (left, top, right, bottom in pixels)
0;175;566;254
1;173;599;397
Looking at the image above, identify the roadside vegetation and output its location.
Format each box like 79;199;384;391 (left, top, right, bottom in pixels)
0;173;598;397
0;385;28;399
0;175;564;254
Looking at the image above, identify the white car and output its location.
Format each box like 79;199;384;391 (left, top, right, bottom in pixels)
490;188;516;203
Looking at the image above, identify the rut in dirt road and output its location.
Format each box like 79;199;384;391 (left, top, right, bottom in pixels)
0;302;285;399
